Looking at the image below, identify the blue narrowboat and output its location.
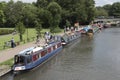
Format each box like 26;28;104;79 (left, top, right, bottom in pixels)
80;26;91;35
61;31;81;46
12;41;62;71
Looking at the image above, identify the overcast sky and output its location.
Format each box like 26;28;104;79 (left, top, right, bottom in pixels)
0;0;120;6
95;0;120;6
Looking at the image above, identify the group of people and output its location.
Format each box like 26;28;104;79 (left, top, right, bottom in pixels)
64;26;77;33
44;32;54;43
35;32;54;46
10;32;60;48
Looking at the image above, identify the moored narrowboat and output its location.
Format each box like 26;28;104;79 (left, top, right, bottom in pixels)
12;40;62;71
80;26;91;35
61;31;81;46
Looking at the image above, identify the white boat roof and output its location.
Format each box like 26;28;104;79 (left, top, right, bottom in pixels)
32;47;43;53
18;42;58;55
19;47;34;54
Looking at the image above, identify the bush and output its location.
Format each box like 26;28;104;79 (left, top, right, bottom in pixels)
50;27;61;33
0;29;14;35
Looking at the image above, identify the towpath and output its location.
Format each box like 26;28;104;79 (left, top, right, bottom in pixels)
0;38;45;63
0;32;65;63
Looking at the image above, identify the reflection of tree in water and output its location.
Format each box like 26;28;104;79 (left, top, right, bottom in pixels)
76;36;94;53
55;36;95;72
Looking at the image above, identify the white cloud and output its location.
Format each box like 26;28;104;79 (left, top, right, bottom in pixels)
95;0;120;6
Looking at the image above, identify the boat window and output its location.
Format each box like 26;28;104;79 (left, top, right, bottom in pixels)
14;55;25;65
33;55;38;61
53;46;56;50
57;43;61;47
55;45;58;48
51;47;53;51
26;56;32;63
41;50;47;57
47;48;51;53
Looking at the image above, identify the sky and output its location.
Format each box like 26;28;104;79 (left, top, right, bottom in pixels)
0;0;120;6
95;0;120;6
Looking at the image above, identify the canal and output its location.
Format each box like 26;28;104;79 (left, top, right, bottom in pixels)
1;27;120;80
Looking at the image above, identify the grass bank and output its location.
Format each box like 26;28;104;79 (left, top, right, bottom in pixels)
0;28;63;51
0;58;14;67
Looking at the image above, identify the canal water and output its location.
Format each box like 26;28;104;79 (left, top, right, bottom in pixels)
1;27;120;80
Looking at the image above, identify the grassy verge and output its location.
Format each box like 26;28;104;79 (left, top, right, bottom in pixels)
0;28;48;51
0;58;14;67
0;28;63;51
0;28;64;66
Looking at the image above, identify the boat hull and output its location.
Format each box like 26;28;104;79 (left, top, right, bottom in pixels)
12;43;62;71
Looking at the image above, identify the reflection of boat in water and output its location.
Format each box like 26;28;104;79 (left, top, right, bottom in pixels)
61;31;81;46
12;40;62;71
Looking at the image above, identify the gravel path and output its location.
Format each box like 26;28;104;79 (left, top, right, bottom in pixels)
0;38;45;63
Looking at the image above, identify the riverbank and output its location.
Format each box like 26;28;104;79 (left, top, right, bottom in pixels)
0;39;45;77
0;25;98;77
0;32;66;77
0;65;11;77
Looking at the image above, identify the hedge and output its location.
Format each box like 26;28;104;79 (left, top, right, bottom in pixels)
0;29;14;35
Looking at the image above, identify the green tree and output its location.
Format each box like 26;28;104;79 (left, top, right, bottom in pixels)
0;1;7;10
4;1;24;27
0;2;7;26
0;10;5;25
85;0;95;24
36;0;50;8
65;20;71;27
15;22;25;41
103;4;112;16
37;9;52;28
55;0;95;25
95;7;108;17
47;2;62;33
74;2;88;24
110;2;120;17
35;20;42;38
55;0;83;25
22;3;38;27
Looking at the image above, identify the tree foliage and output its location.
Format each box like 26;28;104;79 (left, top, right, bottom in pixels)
35;20;42;37
0;10;5;25
1;0;119;29
110;2;120;17
37;9;52;28
96;7;108;17
47;2;62;33
22;3;38;27
4;1;24;27
96;2;120;18
15;22;25;41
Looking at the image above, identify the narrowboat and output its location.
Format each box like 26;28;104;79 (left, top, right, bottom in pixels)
80;25;100;36
61;31;81;46
80;26;91;35
103;23;111;28
12;40;62;71
87;25;100;34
